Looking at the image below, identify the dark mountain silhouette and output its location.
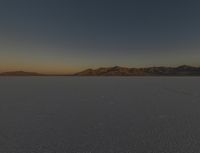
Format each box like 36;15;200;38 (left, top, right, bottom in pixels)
1;65;200;76
75;65;200;76
0;71;73;76
0;71;45;76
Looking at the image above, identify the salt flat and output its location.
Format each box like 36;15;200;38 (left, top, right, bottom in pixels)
0;77;200;153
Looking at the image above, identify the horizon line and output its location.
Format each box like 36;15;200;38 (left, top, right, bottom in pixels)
0;64;199;75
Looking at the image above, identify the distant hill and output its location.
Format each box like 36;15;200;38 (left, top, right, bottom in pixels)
1;65;200;76
0;71;45;76
75;65;200;76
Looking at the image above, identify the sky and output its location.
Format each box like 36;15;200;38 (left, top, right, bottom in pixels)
0;0;200;74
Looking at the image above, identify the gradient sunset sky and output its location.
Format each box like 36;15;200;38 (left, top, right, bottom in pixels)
0;0;200;74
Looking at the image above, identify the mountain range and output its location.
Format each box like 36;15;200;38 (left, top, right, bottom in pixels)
0;71;71;76
75;65;200;76
1;65;200;76
0;71;45;76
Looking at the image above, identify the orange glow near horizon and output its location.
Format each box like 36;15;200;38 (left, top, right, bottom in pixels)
0;66;81;74
1;48;200;74
0;62;82;74
0;53;85;74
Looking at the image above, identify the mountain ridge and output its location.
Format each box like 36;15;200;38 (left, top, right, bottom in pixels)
0;71;46;76
1;65;200;76
75;65;200;76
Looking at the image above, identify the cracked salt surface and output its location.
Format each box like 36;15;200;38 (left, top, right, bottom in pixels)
0;77;200;153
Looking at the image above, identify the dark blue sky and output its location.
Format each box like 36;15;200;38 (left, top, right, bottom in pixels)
0;0;200;73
